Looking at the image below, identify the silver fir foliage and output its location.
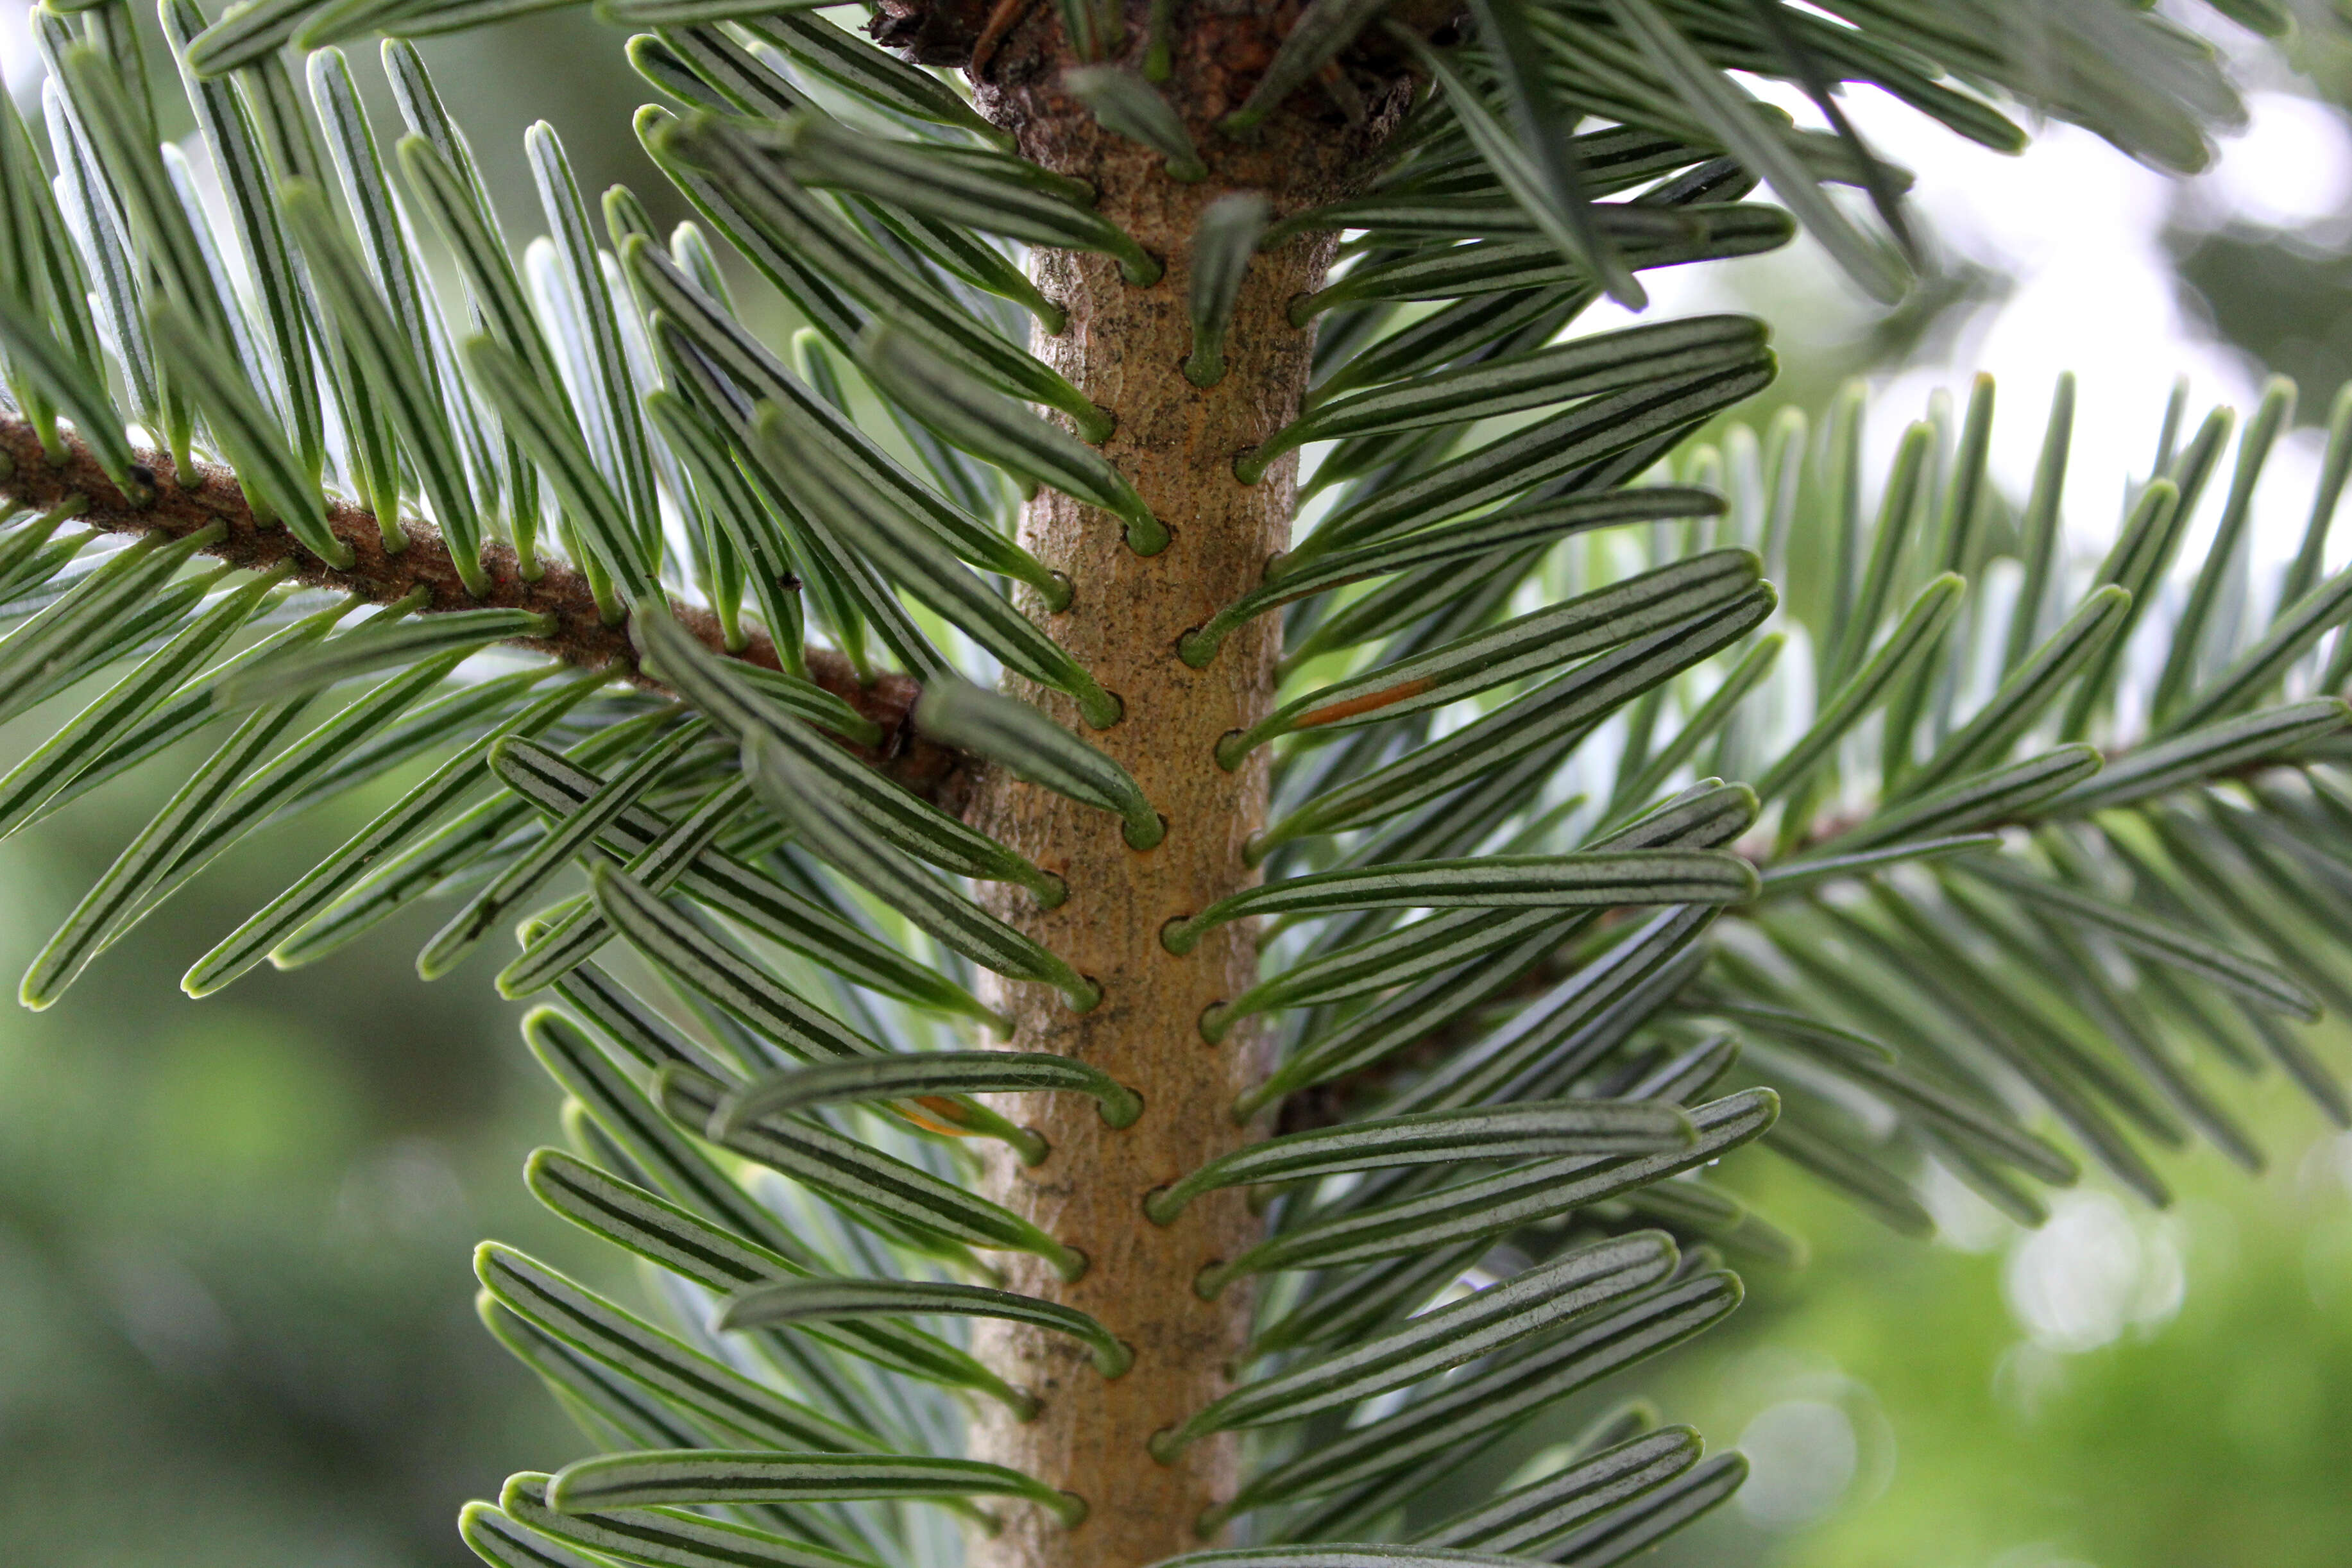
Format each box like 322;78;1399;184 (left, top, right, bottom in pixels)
0;1;2345;1565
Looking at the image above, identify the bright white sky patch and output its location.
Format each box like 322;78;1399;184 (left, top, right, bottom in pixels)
1596;71;2352;584
2197;88;2352;234
0;1;35;96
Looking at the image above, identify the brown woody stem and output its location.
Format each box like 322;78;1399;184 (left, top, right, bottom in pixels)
0;412;962;797
951;19;1404;1568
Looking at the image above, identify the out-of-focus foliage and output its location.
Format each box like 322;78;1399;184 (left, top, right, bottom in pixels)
0;726;588;1567
1399;1071;2352;1568
1717;1095;2352;1565
2172;230;2352;415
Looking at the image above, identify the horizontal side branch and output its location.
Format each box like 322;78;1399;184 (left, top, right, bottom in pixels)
0;414;965;799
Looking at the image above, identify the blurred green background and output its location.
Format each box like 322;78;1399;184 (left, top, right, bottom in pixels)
4;5;2352;1565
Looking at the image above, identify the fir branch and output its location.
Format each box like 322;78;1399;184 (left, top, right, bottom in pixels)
0;411;963;798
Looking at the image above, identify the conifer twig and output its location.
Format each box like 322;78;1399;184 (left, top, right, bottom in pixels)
0;413;964;797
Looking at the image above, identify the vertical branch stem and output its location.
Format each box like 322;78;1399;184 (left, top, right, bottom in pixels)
958;51;1370;1568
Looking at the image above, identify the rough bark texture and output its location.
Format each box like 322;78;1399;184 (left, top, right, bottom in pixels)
953;20;1404;1568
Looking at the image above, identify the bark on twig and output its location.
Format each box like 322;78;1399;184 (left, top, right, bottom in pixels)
0;413;964;798
950;21;1406;1566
